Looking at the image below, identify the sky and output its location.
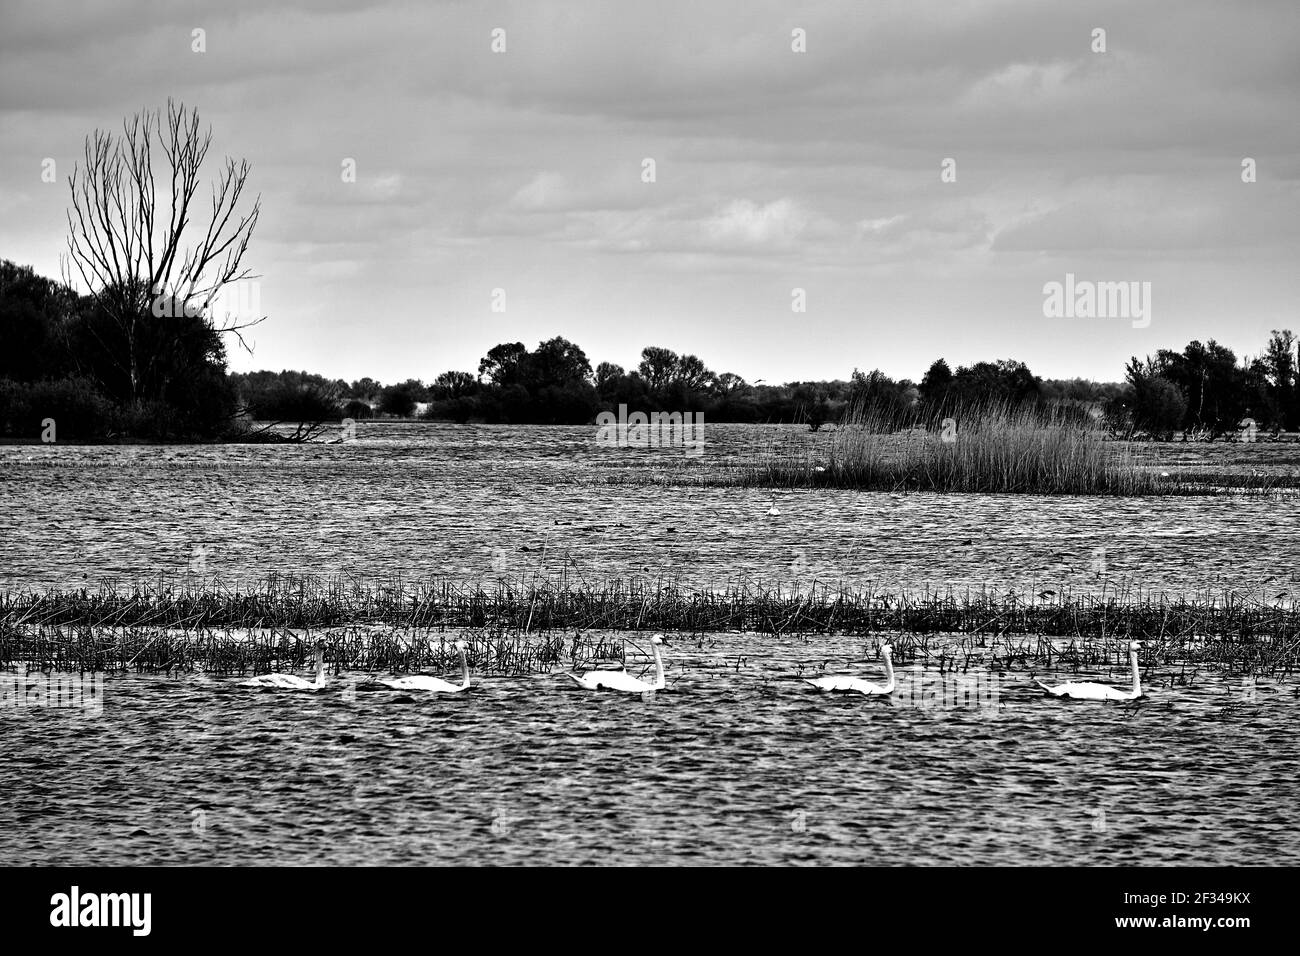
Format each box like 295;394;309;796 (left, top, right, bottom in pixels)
1;0;1297;386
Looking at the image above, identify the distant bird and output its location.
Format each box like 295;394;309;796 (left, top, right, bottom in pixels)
568;635;667;693
376;640;470;693
241;641;328;691
766;496;781;516
1038;590;1056;600
804;644;895;696
1033;641;1144;701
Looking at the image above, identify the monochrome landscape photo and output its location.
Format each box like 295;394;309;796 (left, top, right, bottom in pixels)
1;0;1297;890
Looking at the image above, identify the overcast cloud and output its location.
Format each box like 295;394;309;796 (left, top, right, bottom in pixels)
2;0;1297;384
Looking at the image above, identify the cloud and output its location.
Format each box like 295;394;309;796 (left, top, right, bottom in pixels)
358;172;403;202
958;60;1081;110
701;198;810;248
0;0;1296;385
509;172;569;211
856;214;908;236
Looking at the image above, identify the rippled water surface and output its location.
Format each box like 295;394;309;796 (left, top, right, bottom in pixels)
1;424;1298;865
3;645;1296;866
2;423;1298;597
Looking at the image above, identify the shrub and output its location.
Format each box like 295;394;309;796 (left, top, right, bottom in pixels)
378;384;417;417
246;382;341;422
0;376;116;440
1130;375;1186;440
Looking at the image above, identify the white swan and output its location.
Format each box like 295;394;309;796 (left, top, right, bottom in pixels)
1034;641;1144;701
377;640;470;693
241;642;327;691
804;643;895;695
568;635;666;693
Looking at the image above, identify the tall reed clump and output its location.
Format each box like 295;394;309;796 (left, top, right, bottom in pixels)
742;400;1162;495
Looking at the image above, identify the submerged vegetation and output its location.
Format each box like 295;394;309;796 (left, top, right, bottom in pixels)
2;575;1296;677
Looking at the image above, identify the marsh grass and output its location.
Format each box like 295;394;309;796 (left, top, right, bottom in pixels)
736;401;1165;495
0;620;583;678
1;573;1296;677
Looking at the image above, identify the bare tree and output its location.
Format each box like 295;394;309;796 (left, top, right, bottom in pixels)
64;100;262;407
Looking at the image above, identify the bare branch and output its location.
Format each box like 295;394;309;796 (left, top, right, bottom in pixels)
64;101;262;406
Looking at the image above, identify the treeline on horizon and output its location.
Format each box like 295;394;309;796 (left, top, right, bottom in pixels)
2;258;1298;440
232;343;1109;430
234;328;1300;438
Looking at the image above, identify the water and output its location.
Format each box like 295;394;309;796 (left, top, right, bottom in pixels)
2;645;1292;865
2;423;1298;597
1;423;1297;864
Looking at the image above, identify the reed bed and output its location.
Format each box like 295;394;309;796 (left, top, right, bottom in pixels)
1;574;1296;676
879;629;1295;681
0;622;583;678
735;402;1166;495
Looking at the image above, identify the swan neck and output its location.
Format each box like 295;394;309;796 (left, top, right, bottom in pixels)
652;641;665;690
459;648;470;689
1130;649;1141;696
881;650;895;692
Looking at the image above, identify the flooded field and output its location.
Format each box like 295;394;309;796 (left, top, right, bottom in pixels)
1;423;1298;597
1;637;1293;867
1;423;1298;866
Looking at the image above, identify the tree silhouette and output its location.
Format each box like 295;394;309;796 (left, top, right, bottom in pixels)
63;100;261;409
